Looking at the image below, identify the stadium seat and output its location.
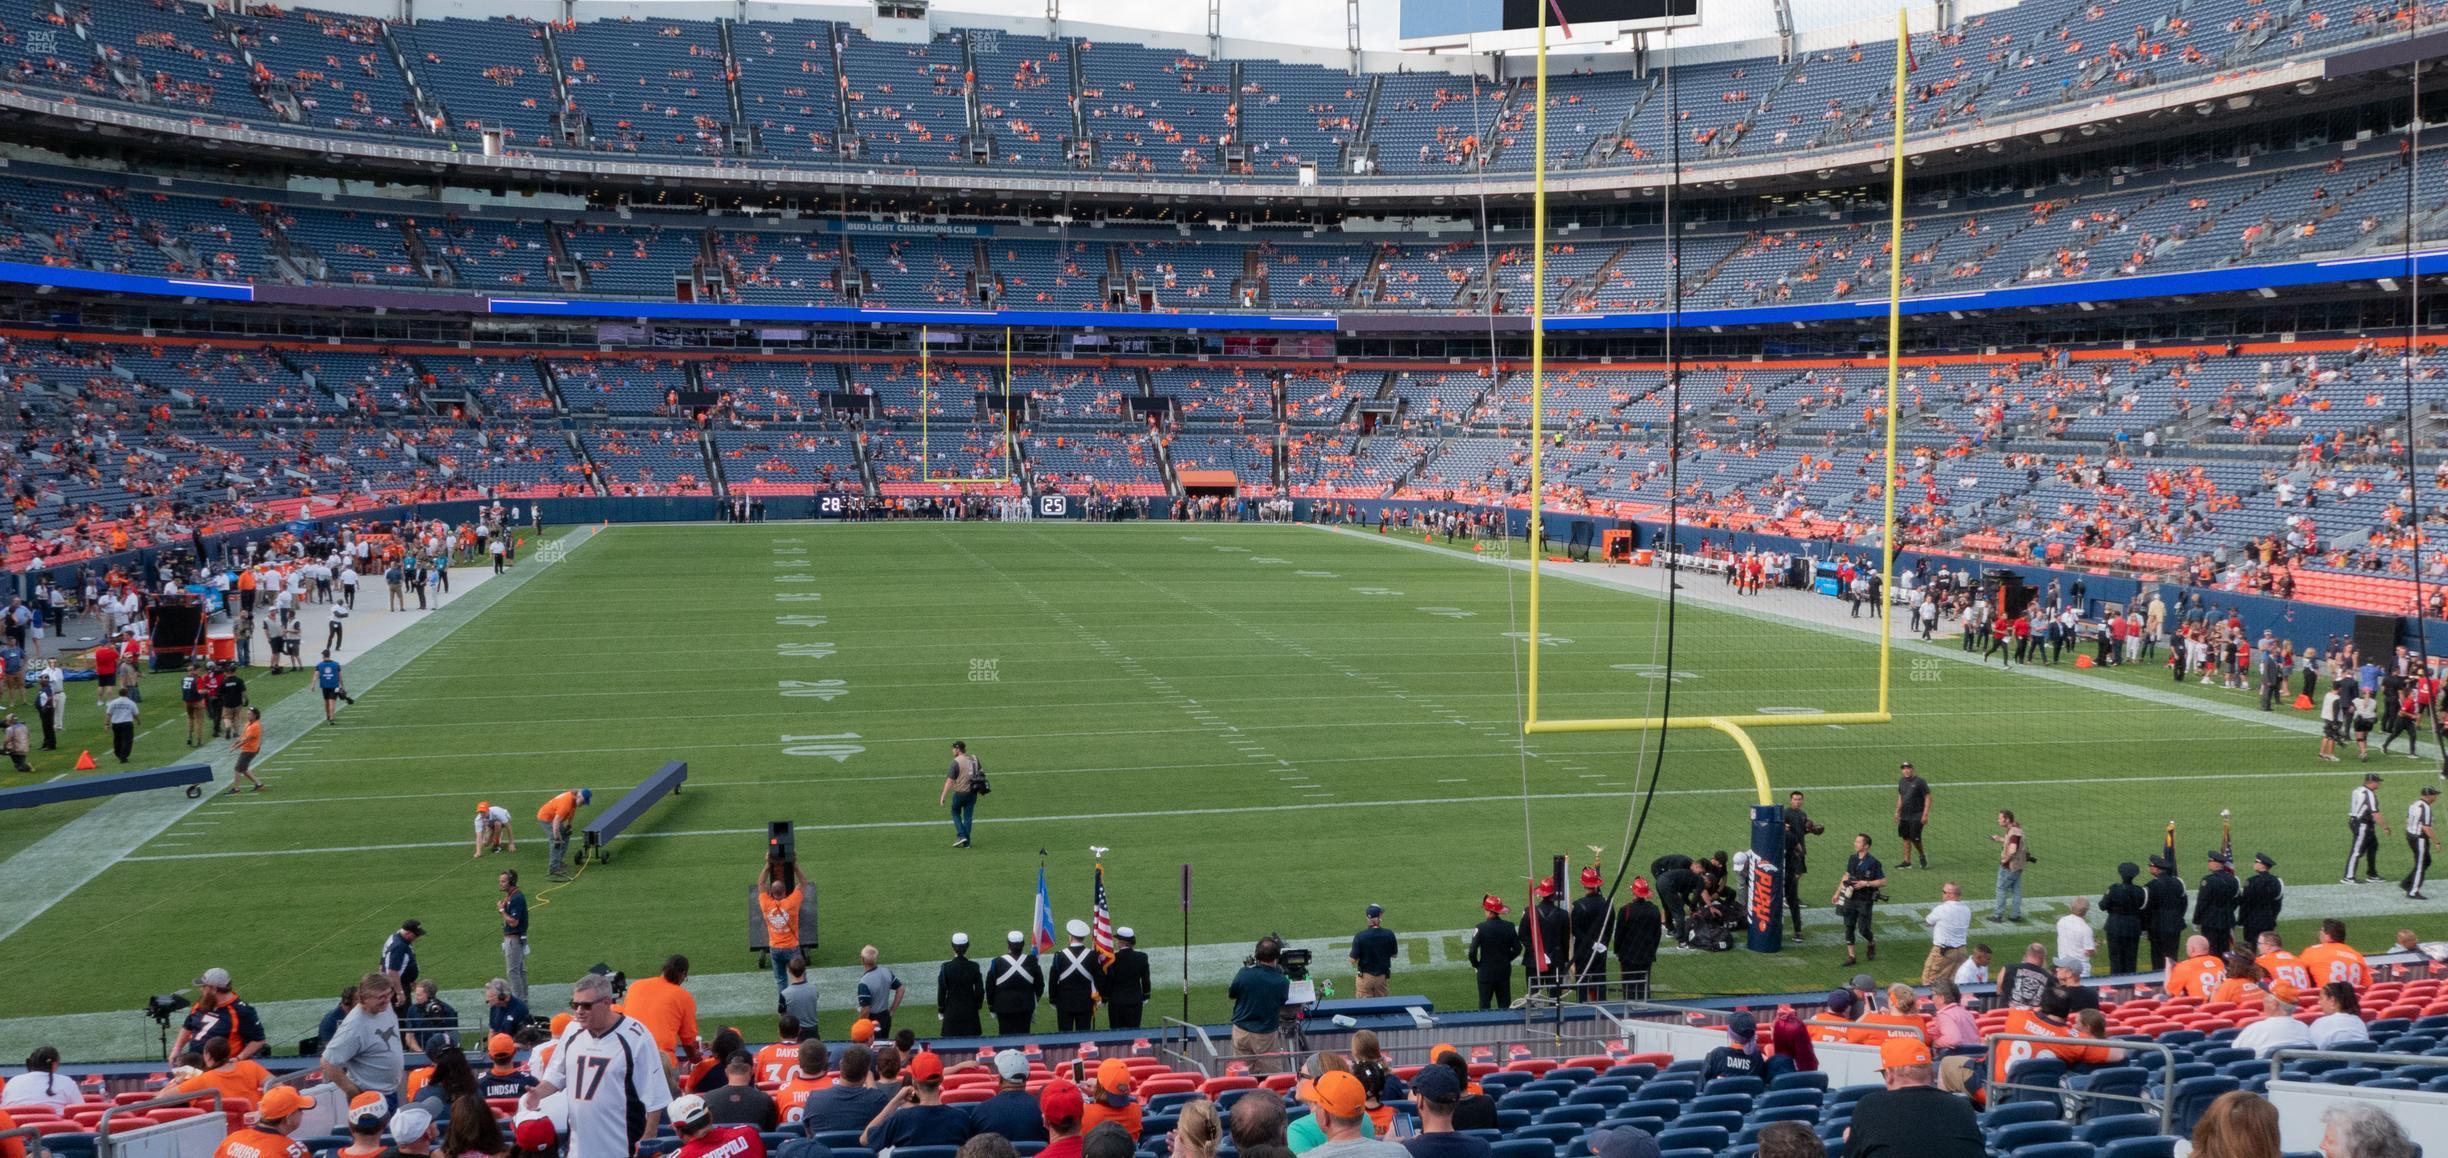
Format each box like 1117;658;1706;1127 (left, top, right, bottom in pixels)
1682;1095;1751;1117
1754;1089;1821;1112
892;1147;961;1158
1489;1139;1553;1158
1515;1123;1583;1147
1564;1086;1630;1108
1701;1077;1764;1098
1990;1121;2076;1152
2082;1116;2159;1146
1653;1126;1730;1152
2099;1138;2179;1158
2167;1076;2239;1136
1983;1102;2060;1130
1744;1105;1818;1127
1497;1091;1560;1115
1540;1104;1605;1127
1995;1057;2069;1105
1766;1072;1827;1092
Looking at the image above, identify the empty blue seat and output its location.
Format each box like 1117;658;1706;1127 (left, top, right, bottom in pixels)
1520;1079;1578;1097
1600;1064;1658;1083
816;1132;865;1148
1149;1092;1199;1115
1565;1086;1630;1108
2369;1018;2415;1037
1488;1142;1553;1158
2009;1145;2096;1158
1654;1126;1729;1153
1995;1057;2069;1105
1983;1102;2059;1129
1641;1081;1697;1104
2100;1138;2178;1158
1990;1121;2075;1152
1547;1067;1598;1085
1768;1072;1828;1092
2157;1031;2208;1050
2198;1048;2252;1068
2322;1068;2385;1086
1482;1073;1534;1094
1683;1095;1752;1117
1541;1105;1605;1127
1607;1117;1667;1138
2081;1116;2158;1145
1827;1084;1879;1109
1675;1113;1745;1135
1514;1123;1583;1147
2078;1067;2152;1118
1745;1105;1819;1127
1703;1077;1765;1099
1659;1151;1714;1158
1495;1110;1533;1132
1755;1089;1822;1111
1617;1100;1680;1123
2363;1078;2420;1091
2168;1076;2239;1136
1499;1091;1561;1114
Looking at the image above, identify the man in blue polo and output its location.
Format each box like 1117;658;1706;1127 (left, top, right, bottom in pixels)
1226;936;1291;1074
315;650;351;725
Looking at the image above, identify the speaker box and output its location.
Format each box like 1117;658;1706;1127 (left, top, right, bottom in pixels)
2355;614;2399;661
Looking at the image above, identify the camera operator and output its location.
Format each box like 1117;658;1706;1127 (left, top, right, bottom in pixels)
171;967;265;1065
1226;937;1291;1074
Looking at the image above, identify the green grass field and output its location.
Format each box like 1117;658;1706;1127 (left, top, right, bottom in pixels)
0;521;2406;1056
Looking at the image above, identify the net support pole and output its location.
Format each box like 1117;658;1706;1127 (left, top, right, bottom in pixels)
1525;0;1550;729
1876;5;1909;718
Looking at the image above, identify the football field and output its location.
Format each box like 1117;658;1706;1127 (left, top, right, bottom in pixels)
0;520;2403;1056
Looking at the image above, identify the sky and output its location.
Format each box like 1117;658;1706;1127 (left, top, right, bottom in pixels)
927;0;1799;53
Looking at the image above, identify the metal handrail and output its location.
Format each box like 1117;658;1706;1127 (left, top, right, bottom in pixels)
1984;1033;2175;1135
2266;1047;2448;1083
0;1125;40;1158
95;1088;222;1158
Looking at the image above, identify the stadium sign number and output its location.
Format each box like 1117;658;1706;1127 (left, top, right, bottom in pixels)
1039;495;1067;517
820;496;846;515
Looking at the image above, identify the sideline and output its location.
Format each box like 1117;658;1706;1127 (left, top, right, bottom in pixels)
0;525;603;945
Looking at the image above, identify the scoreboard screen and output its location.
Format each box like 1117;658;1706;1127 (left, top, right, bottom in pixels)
1501;0;1697;28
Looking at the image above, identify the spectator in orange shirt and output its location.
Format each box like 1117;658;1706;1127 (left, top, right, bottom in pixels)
177;1037;271;1108
211;1086;314;1158
0;1107;21;1158
774;1040;833;1127
2298;918;2372;991
537;788;590;878
1988;994;2112;1087
230;707;264;793
624;955;704;1071
2165;935;2226;998
752;1018;804;1085
1081;1059;1142;1141
1809;988;1883;1045
2211;954;2271;1007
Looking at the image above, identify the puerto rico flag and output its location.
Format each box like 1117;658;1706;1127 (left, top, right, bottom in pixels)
1032;865;1059;953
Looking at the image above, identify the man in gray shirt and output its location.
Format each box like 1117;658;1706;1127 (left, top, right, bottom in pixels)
854;946;903;1037
319;973;405;1099
779;953;820;1034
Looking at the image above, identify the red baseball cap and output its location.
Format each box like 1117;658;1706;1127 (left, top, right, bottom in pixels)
906;1051;944;1083
1039;1079;1084;1128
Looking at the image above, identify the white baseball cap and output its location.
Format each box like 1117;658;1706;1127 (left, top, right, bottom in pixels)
389;1106;435;1143
668;1095;709;1128
993;1049;1030;1082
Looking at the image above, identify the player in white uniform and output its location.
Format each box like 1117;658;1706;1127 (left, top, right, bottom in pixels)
525;973;671;1158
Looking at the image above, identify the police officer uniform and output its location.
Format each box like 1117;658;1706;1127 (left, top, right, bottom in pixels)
985;932;1044;1037
935;933;985;1038
2238;853;2284;946
1102;928;1151;1029
2140;855;2188;970
2099;862;2147;976
1465;895;1520;1010
2193;851;2240;956
1049;920;1102;1033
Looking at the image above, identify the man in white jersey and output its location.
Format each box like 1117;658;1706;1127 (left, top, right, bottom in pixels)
526;972;671;1158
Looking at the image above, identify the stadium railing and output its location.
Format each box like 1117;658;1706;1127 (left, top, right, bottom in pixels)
0;764;213;811
93;1088;223;1158
2262;1051;2448;1152
578;760;688;866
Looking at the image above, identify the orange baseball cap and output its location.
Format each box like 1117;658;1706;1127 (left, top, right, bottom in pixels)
258;1087;316;1120
850;1018;876;1043
478;801;492;812
487;1033;517;1058
1428;1043;1460;1065
1096;1058;1132;1094
549;1013;573;1037
1311;1071;1366;1118
1878;1038;1932;1070
905;1051;943;1083
346;1092;388;1128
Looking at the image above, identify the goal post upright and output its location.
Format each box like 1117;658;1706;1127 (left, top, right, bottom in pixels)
1518;7;1917;807
920;325;1017;486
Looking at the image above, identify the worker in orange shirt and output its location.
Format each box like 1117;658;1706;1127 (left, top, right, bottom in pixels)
2164;935;2226;999
229;707;265;793
538;788;590;878
2298;918;2372;991
759;861;809;992
211;1086;314;1158
623;954;703;1073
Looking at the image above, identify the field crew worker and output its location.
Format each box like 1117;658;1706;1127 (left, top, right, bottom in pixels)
986;931;1044;1037
476;801;515;857
540;788;591;878
1349;904;1396;999
211;1085;314;1158
229;708;265;794
759;861;810;992
526;971;672;1158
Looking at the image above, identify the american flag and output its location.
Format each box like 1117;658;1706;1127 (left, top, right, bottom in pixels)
1091;861;1116;963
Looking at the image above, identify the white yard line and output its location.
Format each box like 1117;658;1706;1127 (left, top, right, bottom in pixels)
0;526;602;945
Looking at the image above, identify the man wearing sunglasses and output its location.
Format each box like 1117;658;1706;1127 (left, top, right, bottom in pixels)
526;973;672;1158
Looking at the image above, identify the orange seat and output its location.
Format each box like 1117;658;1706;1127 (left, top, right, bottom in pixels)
1198;1076;1257;1097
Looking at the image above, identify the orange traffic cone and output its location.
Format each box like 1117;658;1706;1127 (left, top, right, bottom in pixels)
2294;693;2314;710
73;749;96;771
2075;655;2094;669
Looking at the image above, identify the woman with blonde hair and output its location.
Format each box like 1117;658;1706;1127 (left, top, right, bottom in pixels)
1169;1099;1222;1158
2190;1090;2281;1158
